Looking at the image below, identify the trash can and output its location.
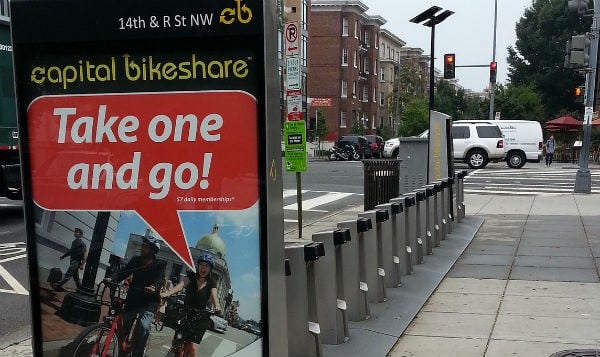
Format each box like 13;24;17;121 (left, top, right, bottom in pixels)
363;159;401;211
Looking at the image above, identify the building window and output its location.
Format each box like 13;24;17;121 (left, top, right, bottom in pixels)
340;111;347;128
374;59;377;75
381;43;385;58
353;50;358;68
375;33;379;49
381;70;385;82
342;48;348;66
373;87;376;103
363;57;369;73
341;79;347;98
354;20;358;38
380;91;385;106
362;86;369;102
352;81;356;98
342;17;348;36
364;31;370;47
372;114;376;129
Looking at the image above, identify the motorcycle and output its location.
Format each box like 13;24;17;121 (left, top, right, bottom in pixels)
328;144;360;161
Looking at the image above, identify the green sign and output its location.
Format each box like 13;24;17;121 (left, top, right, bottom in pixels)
284;120;307;172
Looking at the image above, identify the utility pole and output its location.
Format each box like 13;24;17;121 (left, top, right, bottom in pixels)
572;0;597;193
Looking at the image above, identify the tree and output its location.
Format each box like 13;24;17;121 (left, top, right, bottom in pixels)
351;117;364;135
315;109;329;156
398;98;428;137
493;83;545;120
507;0;590;119
433;80;467;120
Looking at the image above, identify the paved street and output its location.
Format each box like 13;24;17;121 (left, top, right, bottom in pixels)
2;162;600;356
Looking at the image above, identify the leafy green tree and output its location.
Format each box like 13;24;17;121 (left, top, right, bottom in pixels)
493;83;545;120
507;0;590;119
398;98;428;137
316;109;329;141
351;117;364;135
433;80;467;120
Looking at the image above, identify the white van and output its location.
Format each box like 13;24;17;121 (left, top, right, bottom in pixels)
454;120;543;168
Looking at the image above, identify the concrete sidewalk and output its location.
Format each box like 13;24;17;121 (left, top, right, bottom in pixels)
3;193;600;356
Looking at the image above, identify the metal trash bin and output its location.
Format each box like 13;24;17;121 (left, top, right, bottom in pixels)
337;218;372;321
312;228;351;345
358;210;389;304
363;159;401;210
375;202;403;288
285;242;326;357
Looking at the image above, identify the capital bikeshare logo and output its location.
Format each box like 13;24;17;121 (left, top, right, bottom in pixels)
220;0;252;24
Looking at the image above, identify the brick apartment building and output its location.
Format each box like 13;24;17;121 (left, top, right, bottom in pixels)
378;29;406;134
309;0;385;141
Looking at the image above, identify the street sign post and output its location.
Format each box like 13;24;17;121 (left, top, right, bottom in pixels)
11;1;286;356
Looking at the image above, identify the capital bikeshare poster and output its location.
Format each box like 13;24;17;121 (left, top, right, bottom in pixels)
11;0;269;356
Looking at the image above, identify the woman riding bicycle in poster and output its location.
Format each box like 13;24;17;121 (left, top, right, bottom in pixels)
160;253;222;357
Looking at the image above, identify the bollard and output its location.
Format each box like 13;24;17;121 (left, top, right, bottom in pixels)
285;242;326;357
358;210;389;304
424;185;435;255
338;218;372;321
415;188;429;257
412;190;426;264
398;195;416;274
375;202;403;288
440;178;449;241
459;170;468;220
312;228;351;345
390;197;410;276
454;171;463;223
447;177;454;234
430;182;442;247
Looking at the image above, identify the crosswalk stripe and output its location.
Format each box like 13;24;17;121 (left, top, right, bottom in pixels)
284;191;354;211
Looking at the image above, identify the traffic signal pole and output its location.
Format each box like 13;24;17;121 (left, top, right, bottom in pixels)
489;0;498;120
574;0;598;194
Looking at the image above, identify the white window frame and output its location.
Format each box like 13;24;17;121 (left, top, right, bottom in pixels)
362;86;369;102
341;79;347;98
372;114;376;129
342;48;348;66
373;87;376;103
364;31;370;47
352;81;357;98
340;111;347;128
354;20;358;39
380;91;385;106
342;18;348;36
353;50;358;68
374;59;378;75
363;57;369;74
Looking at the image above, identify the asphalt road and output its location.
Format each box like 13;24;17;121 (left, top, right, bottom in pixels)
0;198;31;347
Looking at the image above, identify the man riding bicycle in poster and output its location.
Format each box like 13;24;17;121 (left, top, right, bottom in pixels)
106;235;166;357
160;253;222;357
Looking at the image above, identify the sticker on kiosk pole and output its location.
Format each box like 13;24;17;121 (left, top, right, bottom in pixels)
287;89;303;121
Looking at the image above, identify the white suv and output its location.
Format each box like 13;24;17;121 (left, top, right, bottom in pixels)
453;122;505;169
382;122;506;169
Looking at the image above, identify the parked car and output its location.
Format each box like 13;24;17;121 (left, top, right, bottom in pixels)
454;120;543;168
364;135;384;158
336;135;372;159
452;122;506;169
209;314;228;333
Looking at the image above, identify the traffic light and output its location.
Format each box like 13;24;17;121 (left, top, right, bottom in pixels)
443;53;455;79
489;61;497;84
567;0;589;16
574;85;585;103
569;34;590;67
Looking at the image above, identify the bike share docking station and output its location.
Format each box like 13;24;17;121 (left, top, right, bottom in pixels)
285;242;326;357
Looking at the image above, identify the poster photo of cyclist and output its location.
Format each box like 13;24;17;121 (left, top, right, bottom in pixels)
12;0;284;356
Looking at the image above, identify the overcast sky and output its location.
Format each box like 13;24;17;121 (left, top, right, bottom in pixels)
362;0;533;92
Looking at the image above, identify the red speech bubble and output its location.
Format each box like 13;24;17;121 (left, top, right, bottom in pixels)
27;91;258;268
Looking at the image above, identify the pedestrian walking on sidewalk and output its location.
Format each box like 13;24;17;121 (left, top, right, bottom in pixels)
544;135;556;166
52;227;86;291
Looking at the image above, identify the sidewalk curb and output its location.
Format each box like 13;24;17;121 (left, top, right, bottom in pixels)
0;325;31;350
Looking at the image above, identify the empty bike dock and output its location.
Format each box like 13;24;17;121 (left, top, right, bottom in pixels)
283;169;484;357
